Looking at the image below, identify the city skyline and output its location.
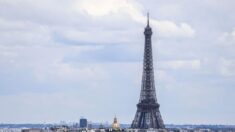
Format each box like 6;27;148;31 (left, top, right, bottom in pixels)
0;0;235;125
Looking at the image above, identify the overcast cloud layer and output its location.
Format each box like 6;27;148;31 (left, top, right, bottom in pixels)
0;0;235;124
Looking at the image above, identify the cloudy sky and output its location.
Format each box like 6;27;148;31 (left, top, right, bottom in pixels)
0;0;235;125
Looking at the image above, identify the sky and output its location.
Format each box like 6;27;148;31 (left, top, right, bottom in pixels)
0;0;235;125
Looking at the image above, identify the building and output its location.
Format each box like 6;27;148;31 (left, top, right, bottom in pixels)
21;129;44;132
111;116;120;130
80;118;88;128
131;13;165;129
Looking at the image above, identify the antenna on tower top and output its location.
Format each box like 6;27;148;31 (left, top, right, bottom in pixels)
147;12;149;26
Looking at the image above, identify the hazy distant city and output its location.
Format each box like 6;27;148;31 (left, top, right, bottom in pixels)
1;122;235;132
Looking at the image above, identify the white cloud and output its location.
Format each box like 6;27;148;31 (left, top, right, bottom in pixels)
33;61;108;83
0;43;107;83
219;29;235;46
158;59;201;70
0;0;195;49
0;18;28;30
74;0;140;17
201;57;235;77
74;0;195;38
0;18;52;47
152;21;195;38
219;58;235;77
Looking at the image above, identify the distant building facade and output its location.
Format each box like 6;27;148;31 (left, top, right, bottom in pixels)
80;118;88;128
111;116;120;130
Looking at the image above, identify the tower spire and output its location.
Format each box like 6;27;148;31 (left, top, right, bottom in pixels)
147;12;149;26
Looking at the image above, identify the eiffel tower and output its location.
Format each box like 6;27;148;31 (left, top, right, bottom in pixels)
131;13;165;129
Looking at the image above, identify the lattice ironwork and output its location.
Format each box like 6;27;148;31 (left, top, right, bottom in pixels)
131;13;165;129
